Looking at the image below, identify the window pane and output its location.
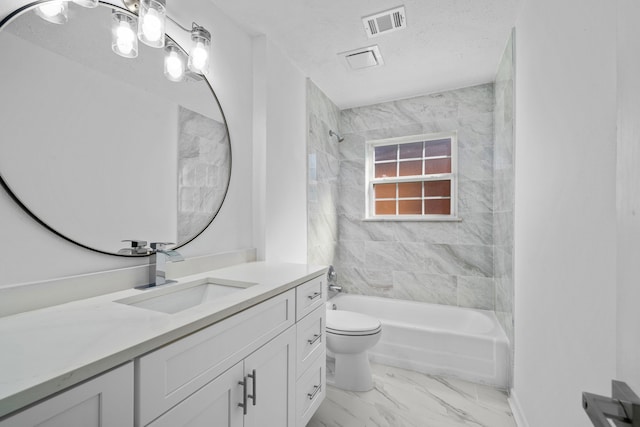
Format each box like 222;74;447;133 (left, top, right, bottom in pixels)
376;200;396;215
398;182;422;198
399;142;423;159
375;145;397;161
424;158;451;174
424;199;451;215
425;139;451;157
375;162;397;178
424;180;451;197
399;200;422;215
374;183;396;199
399;160;422;176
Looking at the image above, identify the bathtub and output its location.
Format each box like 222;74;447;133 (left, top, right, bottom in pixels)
328;293;510;389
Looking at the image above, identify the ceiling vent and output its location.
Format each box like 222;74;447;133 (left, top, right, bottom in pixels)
362;6;406;38
339;45;384;71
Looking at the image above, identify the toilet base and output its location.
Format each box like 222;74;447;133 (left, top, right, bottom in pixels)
333;352;374;391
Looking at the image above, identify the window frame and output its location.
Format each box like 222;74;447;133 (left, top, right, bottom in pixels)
364;131;459;221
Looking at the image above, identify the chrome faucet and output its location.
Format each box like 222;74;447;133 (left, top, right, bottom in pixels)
148;242;184;287
327;265;342;293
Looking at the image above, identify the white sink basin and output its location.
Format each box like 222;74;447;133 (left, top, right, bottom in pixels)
116;278;256;314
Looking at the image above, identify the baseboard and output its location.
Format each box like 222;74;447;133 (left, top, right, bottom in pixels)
508;388;530;427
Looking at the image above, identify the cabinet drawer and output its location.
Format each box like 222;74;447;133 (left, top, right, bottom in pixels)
136;289;295;426
295;351;326;427
295;275;325;321
296;305;325;378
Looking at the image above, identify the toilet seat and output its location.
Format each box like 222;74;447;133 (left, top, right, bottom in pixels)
326;310;382;336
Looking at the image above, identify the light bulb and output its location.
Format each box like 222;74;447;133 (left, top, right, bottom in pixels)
190;41;208;72
137;0;166;48
35;1;68;24
112;11;138;58
164;47;185;82
188;25;211;75
141;9;162;42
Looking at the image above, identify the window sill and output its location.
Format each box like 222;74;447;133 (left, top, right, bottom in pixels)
362;216;462;222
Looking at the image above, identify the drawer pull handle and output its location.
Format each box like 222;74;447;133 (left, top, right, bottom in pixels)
307;334;321;345
307;291;322;301
238;377;248;415
307;384;322;400
248;369;257;406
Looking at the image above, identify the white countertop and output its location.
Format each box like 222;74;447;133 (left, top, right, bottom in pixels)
0;261;327;418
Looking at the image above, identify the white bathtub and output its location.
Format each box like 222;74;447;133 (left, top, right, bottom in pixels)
328;294;510;389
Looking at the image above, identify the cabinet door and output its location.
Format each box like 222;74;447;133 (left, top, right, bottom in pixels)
147;362;244;427
0;363;133;427
243;327;296;427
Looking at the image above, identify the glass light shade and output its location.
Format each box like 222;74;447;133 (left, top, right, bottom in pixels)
137;0;166;48
35;1;68;24
188;26;211;75
111;11;138;58
164;44;186;82
72;0;98;8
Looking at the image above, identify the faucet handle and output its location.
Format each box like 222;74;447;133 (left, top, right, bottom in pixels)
122;239;147;248
120;239;149;255
150;242;175;251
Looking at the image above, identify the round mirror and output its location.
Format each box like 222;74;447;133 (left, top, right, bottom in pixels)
0;1;232;256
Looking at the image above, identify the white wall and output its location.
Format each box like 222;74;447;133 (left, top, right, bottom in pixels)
513;0;618;425
616;0;640;393
0;0;254;286
252;36;308;263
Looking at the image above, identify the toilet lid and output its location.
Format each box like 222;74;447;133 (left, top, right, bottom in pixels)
326;310;382;334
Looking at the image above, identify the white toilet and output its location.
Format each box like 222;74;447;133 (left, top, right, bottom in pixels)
326;309;382;391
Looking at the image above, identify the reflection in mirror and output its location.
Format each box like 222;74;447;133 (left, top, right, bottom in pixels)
0;1;231;256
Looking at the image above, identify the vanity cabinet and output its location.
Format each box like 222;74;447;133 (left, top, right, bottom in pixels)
147;328;295;427
0;363;133;427
136;289;296;426
0;270;326;427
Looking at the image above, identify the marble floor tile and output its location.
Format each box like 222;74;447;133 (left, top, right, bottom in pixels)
307;363;515;427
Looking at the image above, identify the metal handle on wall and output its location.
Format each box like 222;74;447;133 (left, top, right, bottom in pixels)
583;380;640;426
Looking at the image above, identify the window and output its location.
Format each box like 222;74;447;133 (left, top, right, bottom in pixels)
365;132;458;220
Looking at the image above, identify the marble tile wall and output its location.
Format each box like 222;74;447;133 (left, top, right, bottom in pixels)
177;106;230;242
307;80;341;266
493;32;515;370
337;84;496;310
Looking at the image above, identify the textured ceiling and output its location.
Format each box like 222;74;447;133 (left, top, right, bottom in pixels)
209;0;522;109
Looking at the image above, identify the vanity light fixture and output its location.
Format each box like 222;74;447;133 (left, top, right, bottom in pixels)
33;0;212;78
35;1;68;24
164;42;186;81
137;0;166;48
72;0;99;8
111;11;138;58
